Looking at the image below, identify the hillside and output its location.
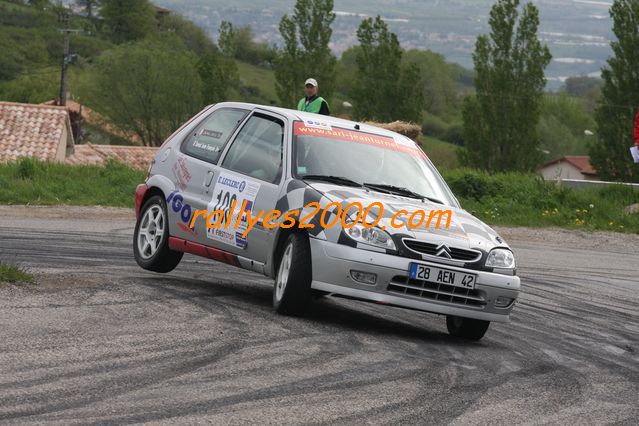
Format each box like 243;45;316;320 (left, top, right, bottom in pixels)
0;1;115;99
157;0;613;89
1;0;469;147
3;0;597;171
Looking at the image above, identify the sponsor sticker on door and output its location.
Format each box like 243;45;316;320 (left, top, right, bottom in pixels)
206;171;261;249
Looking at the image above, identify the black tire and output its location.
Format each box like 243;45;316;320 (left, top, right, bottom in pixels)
273;233;313;316
446;315;490;341
133;194;183;273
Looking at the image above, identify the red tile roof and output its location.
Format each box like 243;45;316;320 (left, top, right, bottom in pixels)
542;155;598;176
0;101;74;162
66;143;158;169
41;99;143;145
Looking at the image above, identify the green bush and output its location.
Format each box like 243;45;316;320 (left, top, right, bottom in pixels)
442;169;639;232
441;123;464;146
443;169;505;200
421;113;448;139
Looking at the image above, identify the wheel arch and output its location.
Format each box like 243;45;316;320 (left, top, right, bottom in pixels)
268;226;310;278
138;175;176;233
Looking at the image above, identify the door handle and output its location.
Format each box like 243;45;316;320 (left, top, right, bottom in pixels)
205;170;214;190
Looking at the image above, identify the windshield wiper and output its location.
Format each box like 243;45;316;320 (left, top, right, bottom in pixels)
362;183;444;204
301;175;362;187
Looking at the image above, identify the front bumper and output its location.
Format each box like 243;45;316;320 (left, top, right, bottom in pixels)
310;238;520;323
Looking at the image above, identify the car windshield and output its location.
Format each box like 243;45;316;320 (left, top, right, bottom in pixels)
293;121;457;206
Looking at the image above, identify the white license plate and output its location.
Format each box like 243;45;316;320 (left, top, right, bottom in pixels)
409;263;476;289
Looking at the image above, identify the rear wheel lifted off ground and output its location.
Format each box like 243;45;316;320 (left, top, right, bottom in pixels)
133;195;183;273
273;233;313;316
446;315;490;341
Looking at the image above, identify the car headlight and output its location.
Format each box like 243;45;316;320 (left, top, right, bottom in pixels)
485;248;515;269
345;223;396;250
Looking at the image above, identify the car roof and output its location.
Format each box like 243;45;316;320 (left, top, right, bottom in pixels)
211;101;410;142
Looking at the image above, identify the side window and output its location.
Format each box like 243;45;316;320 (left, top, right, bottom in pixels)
182;108;248;164
221;114;284;184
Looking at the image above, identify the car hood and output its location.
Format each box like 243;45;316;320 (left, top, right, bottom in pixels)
306;181;509;252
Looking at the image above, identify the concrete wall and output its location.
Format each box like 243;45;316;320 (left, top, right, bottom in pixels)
54;126;68;162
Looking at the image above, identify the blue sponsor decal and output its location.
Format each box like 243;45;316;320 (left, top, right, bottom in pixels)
167;190;193;225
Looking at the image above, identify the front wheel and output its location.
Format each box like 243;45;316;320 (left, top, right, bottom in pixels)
446;315;490;341
133;194;183;273
273;233;313;316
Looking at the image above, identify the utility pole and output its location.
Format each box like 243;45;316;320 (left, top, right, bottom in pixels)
58;11;82;142
58;12;80;107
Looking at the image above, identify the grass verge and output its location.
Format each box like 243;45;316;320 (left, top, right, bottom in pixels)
0;157;146;207
0;262;34;284
0;158;637;233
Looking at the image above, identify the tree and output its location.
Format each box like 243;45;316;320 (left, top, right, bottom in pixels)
76;0;100;18
562;76;602;114
274;0;336;108
27;0;50;9
159;13;217;56
100;0;156;43
229;25;276;67
563;76;602;99
218;21;236;58
84;36;203;146
196;22;239;104
351;16;422;123
403;49;461;117
0;72;58;104
460;0;551;172
589;0;639;182
538;93;594;158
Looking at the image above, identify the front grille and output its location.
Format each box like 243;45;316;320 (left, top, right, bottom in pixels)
388;275;486;307
402;239;482;263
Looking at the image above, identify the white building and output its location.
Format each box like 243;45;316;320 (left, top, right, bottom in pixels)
539;156;599;181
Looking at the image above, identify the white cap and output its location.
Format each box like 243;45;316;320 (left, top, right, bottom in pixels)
304;78;318;87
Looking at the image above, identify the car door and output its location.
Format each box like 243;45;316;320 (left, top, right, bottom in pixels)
169;106;250;245
203;110;287;263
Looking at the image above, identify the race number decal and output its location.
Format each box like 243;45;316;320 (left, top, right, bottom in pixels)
206;172;261;249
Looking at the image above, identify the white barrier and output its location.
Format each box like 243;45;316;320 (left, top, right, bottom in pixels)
549;178;639;191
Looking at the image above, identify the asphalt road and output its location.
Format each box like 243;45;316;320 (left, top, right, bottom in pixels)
0;207;638;425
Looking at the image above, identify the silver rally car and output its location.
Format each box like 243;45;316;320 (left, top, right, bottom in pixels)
133;102;520;340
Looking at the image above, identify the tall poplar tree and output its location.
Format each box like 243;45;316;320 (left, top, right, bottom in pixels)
274;0;336;108
461;0;551;172
351;16;422;123
589;0;639;182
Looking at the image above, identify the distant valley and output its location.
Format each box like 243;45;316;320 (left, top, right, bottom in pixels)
155;0;615;89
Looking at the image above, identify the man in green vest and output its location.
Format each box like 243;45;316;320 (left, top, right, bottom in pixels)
297;78;330;116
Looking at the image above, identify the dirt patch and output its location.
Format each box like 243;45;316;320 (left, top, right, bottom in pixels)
0;205;134;221
1;271;108;290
